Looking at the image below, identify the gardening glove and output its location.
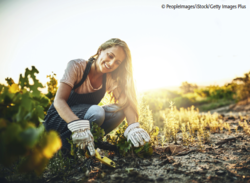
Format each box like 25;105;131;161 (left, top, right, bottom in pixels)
67;119;95;156
124;122;151;147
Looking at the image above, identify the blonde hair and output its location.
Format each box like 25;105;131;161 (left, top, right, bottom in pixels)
91;38;139;121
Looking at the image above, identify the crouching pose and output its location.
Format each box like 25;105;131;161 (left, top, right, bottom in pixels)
43;38;150;156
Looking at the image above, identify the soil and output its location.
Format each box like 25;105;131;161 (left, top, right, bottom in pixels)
2;103;250;183
78;114;250;183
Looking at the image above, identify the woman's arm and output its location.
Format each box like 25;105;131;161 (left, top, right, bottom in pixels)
55;82;96;156
113;88;151;147
53;83;80;123
123;102;137;126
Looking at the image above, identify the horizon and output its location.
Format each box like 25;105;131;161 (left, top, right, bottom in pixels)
35;74;238;94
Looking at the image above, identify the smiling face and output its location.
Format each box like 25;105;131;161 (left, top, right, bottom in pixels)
96;46;126;74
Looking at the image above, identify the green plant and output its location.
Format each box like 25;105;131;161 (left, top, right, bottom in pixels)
91;122;105;143
44;72;58;113
194;85;235;101
106;121;155;158
173;96;193;108
0;66;61;175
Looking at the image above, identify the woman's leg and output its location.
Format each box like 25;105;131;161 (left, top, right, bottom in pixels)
59;104;105;152
45;104;122;151
100;104;125;134
83;105;105;126
44;104;105;152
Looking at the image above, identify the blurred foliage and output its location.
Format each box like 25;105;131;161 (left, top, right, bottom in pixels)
173;96;193;108
0;66;61;176
194;84;235;101
198;99;234;112
180;81;198;94
5;77;15;86
161;103;227;147
140;80;238;115
139;73;250;127
44;73;58;113
232;71;250;101
142;89;181;112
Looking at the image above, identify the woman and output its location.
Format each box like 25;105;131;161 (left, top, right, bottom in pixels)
43;38;150;156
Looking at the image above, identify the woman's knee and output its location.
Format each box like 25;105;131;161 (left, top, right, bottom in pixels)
103;104;125;119
102;104;124;113
100;104;125;134
84;105;105;126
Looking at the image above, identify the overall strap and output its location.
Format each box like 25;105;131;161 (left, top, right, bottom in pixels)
72;58;94;90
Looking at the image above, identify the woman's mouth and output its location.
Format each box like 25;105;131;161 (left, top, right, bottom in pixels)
104;62;111;69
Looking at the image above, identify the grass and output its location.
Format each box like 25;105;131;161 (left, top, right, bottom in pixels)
196;99;235;112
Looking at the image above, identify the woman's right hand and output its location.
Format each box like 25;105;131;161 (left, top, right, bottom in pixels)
67;119;95;156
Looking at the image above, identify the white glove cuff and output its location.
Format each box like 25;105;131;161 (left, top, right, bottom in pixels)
124;122;140;138
67;119;90;132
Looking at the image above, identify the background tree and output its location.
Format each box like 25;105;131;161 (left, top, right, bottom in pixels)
180;81;198;94
232;71;250;102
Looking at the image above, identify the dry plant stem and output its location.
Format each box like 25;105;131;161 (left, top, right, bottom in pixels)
161;102;239;148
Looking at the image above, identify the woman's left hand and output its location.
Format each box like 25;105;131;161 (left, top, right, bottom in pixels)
124;122;151;147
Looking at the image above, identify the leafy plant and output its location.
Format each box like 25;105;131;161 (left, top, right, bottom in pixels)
91;122;105;143
0;66;61;175
194;85;235;101
106;121;154;158
44;72;58;113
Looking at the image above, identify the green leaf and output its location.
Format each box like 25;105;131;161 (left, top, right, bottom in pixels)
38;117;44;123
34;95;50;107
35;105;45;119
91;122;105;143
134;146;144;153
18;66;43;97
15;106;26;122
20;92;32;111
5;77;15;86
19;125;45;148
147;147;153;155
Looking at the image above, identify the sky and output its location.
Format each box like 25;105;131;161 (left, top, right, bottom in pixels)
0;0;249;92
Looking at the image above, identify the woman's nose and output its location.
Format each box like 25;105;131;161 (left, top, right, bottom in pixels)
110;59;115;66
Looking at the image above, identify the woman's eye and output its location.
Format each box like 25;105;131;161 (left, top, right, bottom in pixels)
107;53;113;59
